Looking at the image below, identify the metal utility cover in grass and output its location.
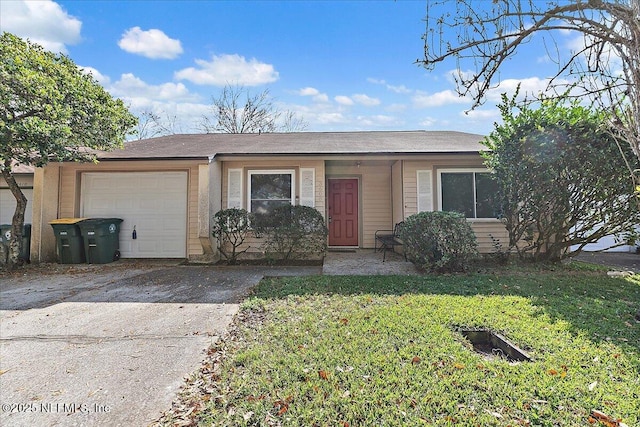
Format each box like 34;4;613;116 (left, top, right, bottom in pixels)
459;329;531;362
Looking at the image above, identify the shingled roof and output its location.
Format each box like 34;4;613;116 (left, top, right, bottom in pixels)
98;131;487;160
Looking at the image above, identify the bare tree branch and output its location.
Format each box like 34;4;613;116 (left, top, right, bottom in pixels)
420;0;640;184
199;84;308;134
136;110;181;140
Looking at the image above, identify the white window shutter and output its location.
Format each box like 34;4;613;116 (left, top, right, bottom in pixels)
227;169;243;209
299;168;315;207
417;170;432;212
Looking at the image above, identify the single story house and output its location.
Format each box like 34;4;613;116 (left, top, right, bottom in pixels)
30;130;514;263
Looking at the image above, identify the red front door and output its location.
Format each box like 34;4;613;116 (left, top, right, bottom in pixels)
328;179;358;246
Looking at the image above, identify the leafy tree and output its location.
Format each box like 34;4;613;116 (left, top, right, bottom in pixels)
0;32;137;268
199;84;307;133
483;93;639;261
420;0;640;183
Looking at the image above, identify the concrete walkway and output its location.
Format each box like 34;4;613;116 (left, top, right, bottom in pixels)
323;249;418;275
0;262;319;427
574;252;640;273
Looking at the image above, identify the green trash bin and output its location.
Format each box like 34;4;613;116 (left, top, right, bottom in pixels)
50;218;87;264
78;218;123;264
1;223;33;263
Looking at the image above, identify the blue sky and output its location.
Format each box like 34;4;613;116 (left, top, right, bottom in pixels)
1;0;581;136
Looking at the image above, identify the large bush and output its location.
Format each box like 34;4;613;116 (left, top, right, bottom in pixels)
254;205;328;261
483;94;640;261
212;208;253;265
398;211;478;272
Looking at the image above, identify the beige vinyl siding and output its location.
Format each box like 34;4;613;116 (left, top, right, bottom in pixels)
221;159;325;255
469;220;509;253
325;162;392;249
56;160;205;258
402;158;508;254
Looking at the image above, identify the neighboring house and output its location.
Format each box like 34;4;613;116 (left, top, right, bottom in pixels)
29;131;510;262
571;225;640;253
0;164;35;225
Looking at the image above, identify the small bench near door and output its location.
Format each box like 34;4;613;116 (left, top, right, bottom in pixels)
374;222;406;262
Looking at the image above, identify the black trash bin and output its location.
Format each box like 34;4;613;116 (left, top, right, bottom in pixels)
1;223;33;263
78;218;123;264
50;218;86;264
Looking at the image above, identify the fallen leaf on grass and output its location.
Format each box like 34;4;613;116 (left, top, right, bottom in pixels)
453;363;465;370
590;409;628;427
339;318;349;325
411;356;421;365
318;370;329;380
548;369;558;376
273;396;293;416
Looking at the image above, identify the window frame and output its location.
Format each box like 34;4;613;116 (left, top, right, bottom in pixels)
246;169;296;214
437;168;499;220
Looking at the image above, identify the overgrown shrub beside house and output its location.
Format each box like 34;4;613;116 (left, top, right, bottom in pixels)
212;208;254;265
399;211;478;272
254;205;328;261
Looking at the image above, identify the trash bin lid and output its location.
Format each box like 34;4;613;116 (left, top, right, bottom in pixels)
49;218;88;225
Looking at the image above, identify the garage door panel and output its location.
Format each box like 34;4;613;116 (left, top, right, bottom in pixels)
81;172;187;258
1;189;33;224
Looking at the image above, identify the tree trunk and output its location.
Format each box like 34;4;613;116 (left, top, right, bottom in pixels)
1;165;27;270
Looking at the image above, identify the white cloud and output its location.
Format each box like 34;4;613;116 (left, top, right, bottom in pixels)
368;78;412;94
386;84;411;94
484;76;566;102
352;94;381;106
297;87;320;96
356;114;399;127
110;73;200;102
461;109;500;121
0;0;81;53
296;87;329;102
334;95;354;106
79;66;111;85
118;27;183;59
386;103;407;113
316;112;347;124
413;90;468;108
175;54;279;86
420;117;437;128
367;78;385;85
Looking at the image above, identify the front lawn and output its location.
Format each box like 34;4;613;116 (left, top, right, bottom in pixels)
166;267;639;426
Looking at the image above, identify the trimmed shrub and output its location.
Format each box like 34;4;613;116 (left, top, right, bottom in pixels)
212;208;254;265
398;211;478;272
254;205;328;261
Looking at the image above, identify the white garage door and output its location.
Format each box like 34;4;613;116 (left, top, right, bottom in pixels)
81;172;188;258
0;188;33;225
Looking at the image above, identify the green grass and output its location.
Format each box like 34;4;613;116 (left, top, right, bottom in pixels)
198;267;639;426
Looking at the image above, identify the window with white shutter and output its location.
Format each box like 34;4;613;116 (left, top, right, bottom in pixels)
417;170;432;212
227;169;243;209
299;168;315;207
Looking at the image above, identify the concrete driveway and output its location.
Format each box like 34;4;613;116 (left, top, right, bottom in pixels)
0;261;320;427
